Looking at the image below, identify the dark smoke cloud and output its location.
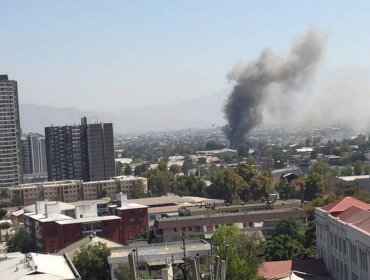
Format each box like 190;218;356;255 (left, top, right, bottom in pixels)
223;28;325;147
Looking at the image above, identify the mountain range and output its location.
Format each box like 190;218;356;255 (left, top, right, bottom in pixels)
20;90;228;135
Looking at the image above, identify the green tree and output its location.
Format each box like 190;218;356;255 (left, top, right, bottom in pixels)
145;168;173;196
274;217;305;242
134;163;148;176
248;174;273;201
237;143;250;158
211;225;262;280
236;162;274;201
6;228;34;253
340;166;353;176
182;156;193;175
114;263;131;280
131;183;147;199
73;242;111;280
364;164;370;175
276;179;291;199
116;161;123;176
169;164;181;175
0;208;7;220
172;175;207;197
354;160;364;175
11;194;22;207
264;234;306;261
263;217;316;261
304;172;324;201
124;164;132;175
207;168;245;203
157;161;168;172
114;263;151;280
124;164;132;176
204;141;225;151
310;160;332;177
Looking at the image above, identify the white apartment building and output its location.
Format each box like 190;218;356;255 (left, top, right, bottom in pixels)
315;197;370;280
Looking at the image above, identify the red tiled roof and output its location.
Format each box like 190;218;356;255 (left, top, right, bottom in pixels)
336;206;370;223
259;259;329;279
321;196;370;214
353;217;370;234
259;260;292;279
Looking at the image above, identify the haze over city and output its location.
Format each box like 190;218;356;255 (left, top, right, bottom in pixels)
1;1;370;133
4;2;370;280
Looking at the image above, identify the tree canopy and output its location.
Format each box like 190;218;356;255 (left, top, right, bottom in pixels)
6;228;34;253
263;217;315;261
73;242;111;280
211;225;262;280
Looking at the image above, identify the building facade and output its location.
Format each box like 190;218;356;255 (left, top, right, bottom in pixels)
10;176;148;206
24;194;148;252
21;133;47;176
154;207;307;242
0;75;22;188
315;197;370;280
45;117;115;182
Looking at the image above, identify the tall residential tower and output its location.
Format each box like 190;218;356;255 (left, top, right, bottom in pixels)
0;75;22;188
45;117;115;182
21;133;47;175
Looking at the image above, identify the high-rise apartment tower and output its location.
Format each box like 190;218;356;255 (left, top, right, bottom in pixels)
21;133;47;175
0;75;22;188
45;117;115;182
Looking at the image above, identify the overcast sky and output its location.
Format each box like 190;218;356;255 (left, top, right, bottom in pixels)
1;0;370;111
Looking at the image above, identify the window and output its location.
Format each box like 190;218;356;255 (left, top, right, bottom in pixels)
343;239;347;255
360;248;368;272
194;226;202;232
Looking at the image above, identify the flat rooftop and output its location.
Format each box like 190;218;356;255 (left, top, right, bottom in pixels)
128;195;223;207
181;199;302;213
23;201;75;213
109;240;211;259
0;252;79;280
70;197;111;206
25;212;74;223
155;208;306;229
59;235;124;259
336;175;370;181
56;215;120;225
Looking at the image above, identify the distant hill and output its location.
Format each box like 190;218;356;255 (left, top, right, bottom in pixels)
20;90;229;134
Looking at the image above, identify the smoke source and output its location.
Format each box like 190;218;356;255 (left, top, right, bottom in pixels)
223;28;325;147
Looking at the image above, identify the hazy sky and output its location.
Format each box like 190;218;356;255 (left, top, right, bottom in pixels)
1;0;370;111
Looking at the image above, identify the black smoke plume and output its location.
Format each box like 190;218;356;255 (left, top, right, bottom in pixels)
223;28;325;147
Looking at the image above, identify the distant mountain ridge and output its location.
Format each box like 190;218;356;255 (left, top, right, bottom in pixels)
20;90;228;134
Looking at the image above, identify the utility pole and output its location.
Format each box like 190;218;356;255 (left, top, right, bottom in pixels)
181;230;188;280
128;252;137;280
190;258;200;280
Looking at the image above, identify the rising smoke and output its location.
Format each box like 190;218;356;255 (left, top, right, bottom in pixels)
223;28;325;147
